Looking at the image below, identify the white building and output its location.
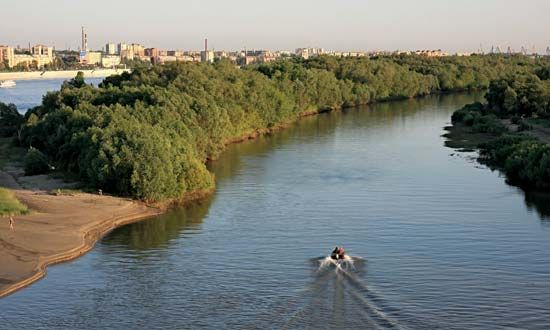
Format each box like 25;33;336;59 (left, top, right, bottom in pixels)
201;50;214;63
117;43;129;55
106;43;116;55
102;55;121;67
80;51;102;65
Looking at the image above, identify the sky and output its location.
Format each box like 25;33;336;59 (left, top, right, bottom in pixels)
1;0;549;53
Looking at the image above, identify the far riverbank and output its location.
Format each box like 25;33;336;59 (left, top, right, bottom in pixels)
0;69;129;81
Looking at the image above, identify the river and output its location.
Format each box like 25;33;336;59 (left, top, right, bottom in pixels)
0;78;104;113
1;89;550;329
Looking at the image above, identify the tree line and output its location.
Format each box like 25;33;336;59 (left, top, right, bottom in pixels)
451;68;550;190
2;54;549;201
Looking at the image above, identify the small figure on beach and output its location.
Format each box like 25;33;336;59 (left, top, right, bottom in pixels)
9;216;14;231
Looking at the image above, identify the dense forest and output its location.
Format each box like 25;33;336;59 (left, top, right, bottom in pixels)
450;70;550;189
3;54;550;201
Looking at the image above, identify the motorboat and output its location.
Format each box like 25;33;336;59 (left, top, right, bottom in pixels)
0;80;16;88
330;246;346;260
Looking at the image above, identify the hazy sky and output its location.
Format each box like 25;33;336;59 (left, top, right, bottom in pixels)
2;0;549;53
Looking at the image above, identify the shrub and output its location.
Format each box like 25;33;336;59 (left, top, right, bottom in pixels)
24;147;49;176
518;120;533;131
0;102;23;137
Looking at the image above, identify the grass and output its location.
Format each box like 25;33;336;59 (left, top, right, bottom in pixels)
49;188;89;196
0;187;28;216
0;137;26;169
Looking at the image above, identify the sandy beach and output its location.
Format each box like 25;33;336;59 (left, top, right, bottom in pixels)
0;168;161;298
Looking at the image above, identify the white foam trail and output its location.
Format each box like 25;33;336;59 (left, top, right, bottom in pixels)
317;255;358;273
339;269;403;329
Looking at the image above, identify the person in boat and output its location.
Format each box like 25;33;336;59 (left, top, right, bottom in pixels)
331;246;346;260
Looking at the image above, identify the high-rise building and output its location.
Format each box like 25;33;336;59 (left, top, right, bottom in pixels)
106;43;116;55
0;45;15;67
144;48;160;57
117;43;128;54
130;43;145;57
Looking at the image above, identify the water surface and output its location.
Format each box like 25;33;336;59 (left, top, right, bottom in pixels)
1;92;550;329
0;78;104;113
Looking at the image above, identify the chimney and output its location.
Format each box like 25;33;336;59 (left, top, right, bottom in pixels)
205;38;208;52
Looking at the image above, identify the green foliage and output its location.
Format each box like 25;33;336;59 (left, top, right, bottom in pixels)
62;71;87;89
19;56;549;201
452;71;550;190
480;135;550;189
0;188;28;216
24;147;49;176
0;102;23;137
535;65;550;80
0;137;26;169
485;74;550;117
451;102;507;135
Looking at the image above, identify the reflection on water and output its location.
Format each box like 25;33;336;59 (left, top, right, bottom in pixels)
102;197;213;250
2;92;550;330
523;190;550;222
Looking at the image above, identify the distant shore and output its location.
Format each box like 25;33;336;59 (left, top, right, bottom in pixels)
0;69;129;81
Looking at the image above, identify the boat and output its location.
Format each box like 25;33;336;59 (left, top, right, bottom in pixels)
330;246;346;260
0;80;16;88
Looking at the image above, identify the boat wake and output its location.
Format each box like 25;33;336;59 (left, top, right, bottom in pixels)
315;255;362;273
252;255;407;330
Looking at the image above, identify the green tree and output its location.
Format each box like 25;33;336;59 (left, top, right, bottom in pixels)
502;86;518;114
0;102;23;137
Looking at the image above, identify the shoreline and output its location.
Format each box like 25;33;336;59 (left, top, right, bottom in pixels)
0;184;162;298
0;69;129;81
0;107;329;299
0;93;472;298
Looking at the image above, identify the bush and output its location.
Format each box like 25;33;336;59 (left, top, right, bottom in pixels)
518;120;533;131
24;147;49;175
479;135;550;189
0;102;23;137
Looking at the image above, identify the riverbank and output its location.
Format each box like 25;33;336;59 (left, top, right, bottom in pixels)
445;103;550;191
0;69;129;81
0;168;162;298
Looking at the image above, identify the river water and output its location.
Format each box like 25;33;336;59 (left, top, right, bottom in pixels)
0;78;104;113
1;89;550;329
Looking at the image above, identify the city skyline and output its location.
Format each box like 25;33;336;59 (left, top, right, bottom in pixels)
2;0;549;53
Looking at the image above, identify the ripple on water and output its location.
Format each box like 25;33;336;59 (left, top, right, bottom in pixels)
1;93;550;329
